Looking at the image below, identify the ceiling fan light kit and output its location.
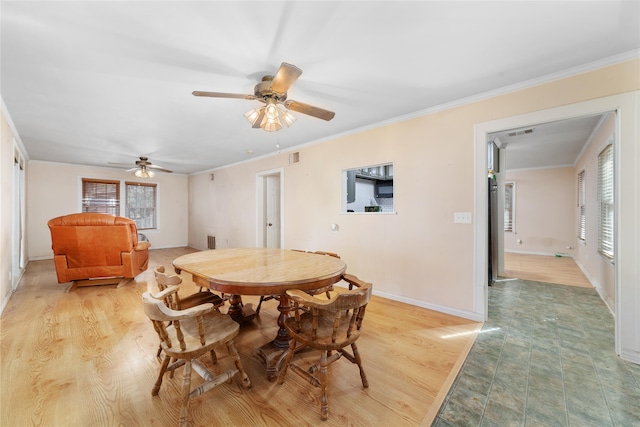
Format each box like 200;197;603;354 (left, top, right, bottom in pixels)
134;166;155;178
194;62;333;133
245;99;297;132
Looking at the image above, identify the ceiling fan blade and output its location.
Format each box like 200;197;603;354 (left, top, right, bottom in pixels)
192;91;256;100
270;63;302;94
126;167;138;173
146;164;173;173
285;100;335;121
108;162;136;168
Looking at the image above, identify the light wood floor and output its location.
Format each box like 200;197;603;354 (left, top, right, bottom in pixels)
503;252;592;288
0;247;481;427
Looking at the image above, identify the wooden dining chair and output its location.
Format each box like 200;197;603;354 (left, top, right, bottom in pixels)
277;274;372;420
255;251;340;314
154;265;225;359
154;265;224;311
142;288;252;427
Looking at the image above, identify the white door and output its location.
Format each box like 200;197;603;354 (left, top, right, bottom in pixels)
256;169;283;248
265;174;281;248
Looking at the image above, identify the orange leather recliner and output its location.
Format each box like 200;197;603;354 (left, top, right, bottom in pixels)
48;213;151;291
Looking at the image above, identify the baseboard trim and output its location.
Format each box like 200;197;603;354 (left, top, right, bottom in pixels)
572;257;615;315
372;289;484;322
620;349;640;365
505;249;569;257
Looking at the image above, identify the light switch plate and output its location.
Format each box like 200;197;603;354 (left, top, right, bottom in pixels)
454;212;472;224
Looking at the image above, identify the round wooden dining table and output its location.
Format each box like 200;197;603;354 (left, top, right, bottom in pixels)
173;247;347;380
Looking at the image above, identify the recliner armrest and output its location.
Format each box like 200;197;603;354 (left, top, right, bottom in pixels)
135;241;151;251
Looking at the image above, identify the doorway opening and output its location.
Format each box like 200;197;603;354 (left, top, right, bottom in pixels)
256;168;284;248
474;92;639;362
486;113;611;287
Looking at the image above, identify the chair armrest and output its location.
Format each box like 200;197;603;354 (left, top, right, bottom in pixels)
144;289;217;321
342;273;367;289
169;303;216;320
286;289;334;308
149;285;181;301
135;241;151;251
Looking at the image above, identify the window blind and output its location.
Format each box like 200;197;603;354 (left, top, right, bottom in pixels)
597;144;614;259
82;178;120;215
504;182;515;233
577;170;586;241
126;182;157;229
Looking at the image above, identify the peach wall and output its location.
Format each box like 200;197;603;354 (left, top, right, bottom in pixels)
504;167;576;255
27;162;189;259
188;59;639;320
575;113;616;309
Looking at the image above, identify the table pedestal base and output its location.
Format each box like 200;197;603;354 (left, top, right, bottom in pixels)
257;294;295;381
257;343;288;382
226;294;257;324
257;340;311;382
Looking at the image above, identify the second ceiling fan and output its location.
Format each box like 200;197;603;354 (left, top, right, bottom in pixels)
192;62;335;132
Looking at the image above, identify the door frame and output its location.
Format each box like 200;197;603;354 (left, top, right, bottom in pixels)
255;168;284;248
473;91;639;363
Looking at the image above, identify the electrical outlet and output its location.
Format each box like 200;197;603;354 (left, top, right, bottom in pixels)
454;212;472;224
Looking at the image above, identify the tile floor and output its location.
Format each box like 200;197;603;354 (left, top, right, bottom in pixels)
433;279;640;427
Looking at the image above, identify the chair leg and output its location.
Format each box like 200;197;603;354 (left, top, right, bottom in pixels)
152;355;171;396
179;360;193;427
351;342;368;388
277;339;297;385
226;340;252;389
319;351;329;421
209;349;219;375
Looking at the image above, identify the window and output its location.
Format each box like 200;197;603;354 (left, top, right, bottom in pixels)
126;182;157;229
504;182;515;232
597;143;614;259
82;178;120;214
577;170;586;241
342;163;394;213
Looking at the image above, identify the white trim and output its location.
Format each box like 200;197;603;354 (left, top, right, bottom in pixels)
332;285;484;322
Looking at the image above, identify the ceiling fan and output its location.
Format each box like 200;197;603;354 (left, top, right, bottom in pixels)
108;157;173;178
192;62;335;132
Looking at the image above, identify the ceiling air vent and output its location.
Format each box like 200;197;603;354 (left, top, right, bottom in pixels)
507;128;534;137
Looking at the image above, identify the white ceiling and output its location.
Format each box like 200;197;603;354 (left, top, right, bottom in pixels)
2;1;639;175
489;113;609;170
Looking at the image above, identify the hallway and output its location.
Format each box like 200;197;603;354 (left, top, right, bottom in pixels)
433;279;640;426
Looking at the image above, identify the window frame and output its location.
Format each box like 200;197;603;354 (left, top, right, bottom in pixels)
597;143;614;260
125;181;158;230
504;181;515;233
